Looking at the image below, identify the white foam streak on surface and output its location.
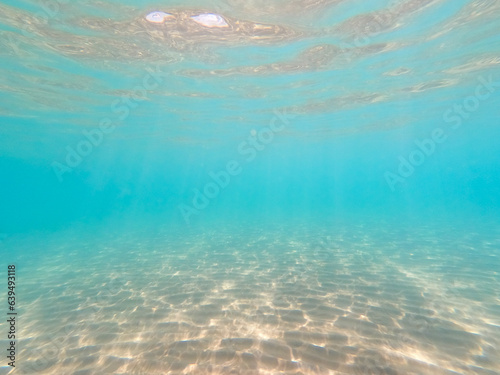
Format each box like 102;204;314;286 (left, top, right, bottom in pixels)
191;13;229;28
145;11;173;24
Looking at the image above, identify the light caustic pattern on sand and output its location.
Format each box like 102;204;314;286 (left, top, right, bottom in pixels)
2;222;499;374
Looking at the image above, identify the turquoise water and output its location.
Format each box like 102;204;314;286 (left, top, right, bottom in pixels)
1;0;500;374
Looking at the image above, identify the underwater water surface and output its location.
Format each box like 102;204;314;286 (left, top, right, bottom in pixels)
0;0;500;374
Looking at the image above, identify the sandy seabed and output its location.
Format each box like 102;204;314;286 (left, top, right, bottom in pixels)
1;223;499;374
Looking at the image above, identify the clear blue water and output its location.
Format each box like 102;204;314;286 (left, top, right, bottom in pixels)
0;0;500;374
